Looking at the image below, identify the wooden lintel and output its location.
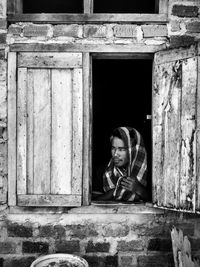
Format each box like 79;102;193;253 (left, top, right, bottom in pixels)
8;13;168;23
10;43;167;53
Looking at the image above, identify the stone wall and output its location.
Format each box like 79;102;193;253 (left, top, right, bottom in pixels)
1;0;200;266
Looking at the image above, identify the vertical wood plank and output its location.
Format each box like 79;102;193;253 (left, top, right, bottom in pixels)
179;57;197;211
33;69;51;194
17;68;27;195
82;53;92;205
27;69;34;194
153;61;181;208
72;68;83;195
15;0;23;13
159;0;168;14
8;52;17;206
197;55;200;212
84;0;93;13
51;69;72;194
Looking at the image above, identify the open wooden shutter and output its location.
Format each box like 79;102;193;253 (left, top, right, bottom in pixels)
9;52;83;207
153;44;199;212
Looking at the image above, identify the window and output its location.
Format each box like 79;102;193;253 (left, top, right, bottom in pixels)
92;56;152;201
8;44;200;213
7;0;168;23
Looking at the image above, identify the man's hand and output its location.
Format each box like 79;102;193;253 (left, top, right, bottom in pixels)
120;176;138;192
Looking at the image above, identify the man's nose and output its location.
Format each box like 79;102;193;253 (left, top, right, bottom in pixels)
114;149;119;156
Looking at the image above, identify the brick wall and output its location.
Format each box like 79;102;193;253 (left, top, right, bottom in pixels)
1;0;200;266
0;210;199;267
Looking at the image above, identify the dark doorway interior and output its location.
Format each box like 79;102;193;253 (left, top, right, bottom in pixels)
92;58;152;201
23;0;83;13
94;0;157;13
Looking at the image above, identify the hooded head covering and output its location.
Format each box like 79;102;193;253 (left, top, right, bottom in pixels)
103;127;147;201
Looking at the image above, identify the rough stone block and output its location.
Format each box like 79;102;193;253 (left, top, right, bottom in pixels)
117;240;143;252
23;25;50;37
0;242;17;254
55;240;80;253
170;21;181;32
170;35;195;48
22;241;49;253
53;24;81;37
65;224;98;239
172;5;199;17
8;223;33;238
113;25;137;38
142;25;168;37
86;241;110;253
103;223;129;237
83;25;107;38
147;238;172;251
186;22;200;33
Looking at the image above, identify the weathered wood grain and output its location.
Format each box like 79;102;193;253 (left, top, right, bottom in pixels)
196;49;200;212
11;43;167;53
72;68;83;195
27;69;34;194
18;52;82;68
17;68;27;195
155;45;197;65
33;69;51;194
84;0;93;13
179;57;197;211
153;61;181;208
8;52;17;206
8;13;168;23
18;194;82;207
51;69;72;194
82;53;92;205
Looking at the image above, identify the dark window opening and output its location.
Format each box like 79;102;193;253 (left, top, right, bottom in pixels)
92;57;152;202
94;0;157;14
23;0;83;13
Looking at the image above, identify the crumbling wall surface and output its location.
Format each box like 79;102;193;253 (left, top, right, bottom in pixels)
0;0;7;208
0;0;200;266
0;210;199;267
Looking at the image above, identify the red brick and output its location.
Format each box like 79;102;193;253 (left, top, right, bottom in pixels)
4;257;35;267
117;240;144;252
8;223;33;238
143;25;167;37
55;240;80;253
83;25;107;38
147;238;172;252
23;25;50;37
189;238;200;251
170;35;195;48
138;254;174;267
8;25;22;35
83;256;118;267
103;223;129;237
65;224;98;239
172;5;199;17
0;33;6;44
22;241;49;253
86;241;110;253
119;256;133;266
186;22;200;33
0;242;17;254
53;24;81;37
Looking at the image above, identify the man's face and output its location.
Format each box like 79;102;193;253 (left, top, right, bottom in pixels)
111;137;129;168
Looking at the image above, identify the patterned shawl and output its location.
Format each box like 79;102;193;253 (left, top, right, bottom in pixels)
103;127;147;201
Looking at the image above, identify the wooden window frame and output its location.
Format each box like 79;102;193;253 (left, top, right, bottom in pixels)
8;43;164;211
7;0;168;23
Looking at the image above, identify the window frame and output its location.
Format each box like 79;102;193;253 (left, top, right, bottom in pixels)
8;43;164;210
7;0;168;23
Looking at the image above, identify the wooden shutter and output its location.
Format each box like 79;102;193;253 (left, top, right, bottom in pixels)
9;52;83;207
153;44;199;212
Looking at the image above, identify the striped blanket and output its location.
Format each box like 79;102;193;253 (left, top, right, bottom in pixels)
103;127;147;201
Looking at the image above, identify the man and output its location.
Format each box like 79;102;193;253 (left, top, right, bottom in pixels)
95;126;148;202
